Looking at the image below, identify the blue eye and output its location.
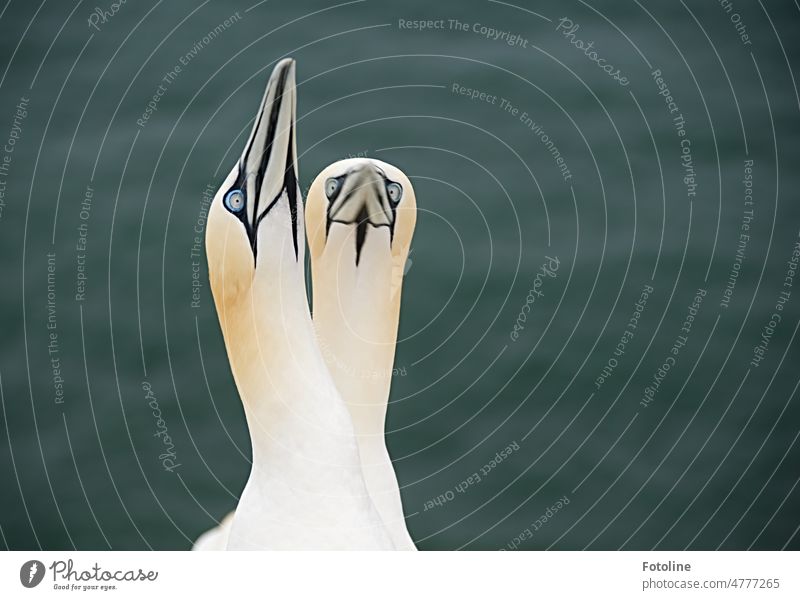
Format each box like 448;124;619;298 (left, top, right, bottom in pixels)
386;182;402;204
224;189;245;212
325;177;341;199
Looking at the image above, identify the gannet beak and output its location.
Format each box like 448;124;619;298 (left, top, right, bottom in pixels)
237;57;300;259
326;162;396;264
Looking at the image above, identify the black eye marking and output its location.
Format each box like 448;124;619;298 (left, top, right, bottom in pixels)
325;176;344;200
224;189;245;213
386;181;402;205
224;180;255;245
325;174;347;236
323;170;401;265
227;62;300;263
381;175;399;243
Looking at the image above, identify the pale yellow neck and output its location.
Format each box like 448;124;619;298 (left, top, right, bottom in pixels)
212;259;393;549
217;271;355;464
311;224;415;549
312;226;402;434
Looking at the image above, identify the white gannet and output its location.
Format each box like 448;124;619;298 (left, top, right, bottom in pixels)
193;158;417;549
305;158;417;549
194;159;418;550
199;58;393;550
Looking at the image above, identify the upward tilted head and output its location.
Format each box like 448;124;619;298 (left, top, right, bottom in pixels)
205;58;302;312
199;60;396;551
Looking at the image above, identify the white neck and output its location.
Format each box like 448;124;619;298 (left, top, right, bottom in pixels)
215;216;393;550
312;224;415;549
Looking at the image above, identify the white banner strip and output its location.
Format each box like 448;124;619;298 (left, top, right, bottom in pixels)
0;551;797;599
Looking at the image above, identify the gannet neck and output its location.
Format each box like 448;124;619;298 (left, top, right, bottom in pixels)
218;241;347;463
306;158;417;549
218;263;392;550
203;60;393;550
313;224;399;433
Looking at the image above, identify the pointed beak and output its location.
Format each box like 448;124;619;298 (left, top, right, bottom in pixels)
326;162;396;265
328;162;393;228
239;58;300;259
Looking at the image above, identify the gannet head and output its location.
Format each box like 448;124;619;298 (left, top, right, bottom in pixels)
305;158;416;279
304;157;417;466
206;58;301;308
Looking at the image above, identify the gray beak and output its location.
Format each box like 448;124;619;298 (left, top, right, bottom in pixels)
234;58;300;259
325;162;396;264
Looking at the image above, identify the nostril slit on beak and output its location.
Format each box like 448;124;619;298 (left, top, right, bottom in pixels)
325;164;395;239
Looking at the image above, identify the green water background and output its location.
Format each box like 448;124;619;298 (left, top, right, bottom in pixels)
0;0;799;550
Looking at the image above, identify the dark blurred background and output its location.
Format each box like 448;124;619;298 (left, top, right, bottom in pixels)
0;0;799;550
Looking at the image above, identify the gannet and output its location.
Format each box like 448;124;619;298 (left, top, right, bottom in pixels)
193;158;417;549
305;158;417;549
200;58;393;550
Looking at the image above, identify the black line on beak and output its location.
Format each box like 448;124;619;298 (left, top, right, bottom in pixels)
251;64;290;241
354;205;369;266
228;61;299;262
284;122;300;260
324;169;398;265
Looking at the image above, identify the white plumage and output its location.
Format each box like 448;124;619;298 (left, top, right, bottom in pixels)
193;59;416;550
